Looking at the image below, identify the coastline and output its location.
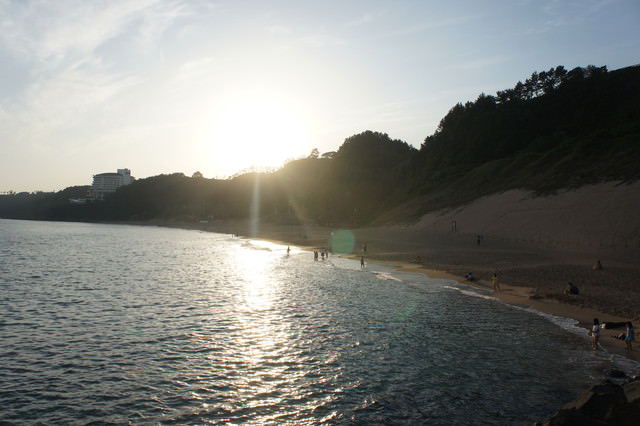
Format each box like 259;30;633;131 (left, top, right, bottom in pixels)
9;216;638;423
345;255;639;364
171;218;640;365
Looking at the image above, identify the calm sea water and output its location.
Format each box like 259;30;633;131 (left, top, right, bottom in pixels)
1;219;638;425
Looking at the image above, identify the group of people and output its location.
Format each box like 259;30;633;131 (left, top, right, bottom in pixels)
313;247;329;261
462;271;497;290
591;318;635;352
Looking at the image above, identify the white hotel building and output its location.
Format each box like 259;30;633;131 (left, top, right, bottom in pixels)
89;168;134;199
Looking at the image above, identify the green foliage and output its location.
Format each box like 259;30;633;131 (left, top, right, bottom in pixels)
410;64;639;206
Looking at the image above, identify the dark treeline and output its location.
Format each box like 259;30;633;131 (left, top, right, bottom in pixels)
2;64;639;226
403;64;640;216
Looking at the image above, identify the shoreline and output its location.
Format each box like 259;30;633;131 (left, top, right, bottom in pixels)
344;254;639;364
186;218;640;365
57;216;640;365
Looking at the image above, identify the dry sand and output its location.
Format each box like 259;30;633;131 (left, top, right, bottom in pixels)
168;181;640;362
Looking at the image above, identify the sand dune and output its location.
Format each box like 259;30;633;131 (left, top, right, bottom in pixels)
414;181;640;249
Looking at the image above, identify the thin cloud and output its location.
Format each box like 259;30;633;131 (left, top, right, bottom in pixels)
0;0;186;143
527;0;618;34
135;0;189;48
17;66;141;140
179;57;214;73
1;1;156;63
356;13;484;43
345;12;375;27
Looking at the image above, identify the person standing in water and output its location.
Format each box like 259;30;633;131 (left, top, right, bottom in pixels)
360;256;365;269
591;318;600;350
491;273;500;292
625;321;635;352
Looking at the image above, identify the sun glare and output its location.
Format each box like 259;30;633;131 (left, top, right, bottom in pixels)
209;96;310;175
233;240;286;312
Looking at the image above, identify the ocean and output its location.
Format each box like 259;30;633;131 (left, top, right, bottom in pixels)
1;219;638;425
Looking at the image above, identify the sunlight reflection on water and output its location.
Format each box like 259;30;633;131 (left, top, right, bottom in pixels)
2;219;639;425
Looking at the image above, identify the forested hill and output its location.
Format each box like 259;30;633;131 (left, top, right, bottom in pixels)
2;64;639;226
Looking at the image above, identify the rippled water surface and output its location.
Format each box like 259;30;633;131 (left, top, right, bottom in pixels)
1;219;638;425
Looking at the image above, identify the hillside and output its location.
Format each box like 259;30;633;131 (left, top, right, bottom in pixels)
1;64;639;243
395;64;640;218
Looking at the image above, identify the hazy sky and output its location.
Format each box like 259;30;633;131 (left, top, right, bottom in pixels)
1;0;639;192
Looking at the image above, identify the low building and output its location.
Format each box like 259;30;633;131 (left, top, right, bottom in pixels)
89;168;134;199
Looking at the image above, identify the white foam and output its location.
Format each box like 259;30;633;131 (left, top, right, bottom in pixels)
445;284;586;335
445;283;640;373
373;272;403;282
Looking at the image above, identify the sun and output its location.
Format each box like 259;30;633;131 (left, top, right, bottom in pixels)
208;96;310;175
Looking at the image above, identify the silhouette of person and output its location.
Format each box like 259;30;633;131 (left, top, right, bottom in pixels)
491;273;500;292
591;318;600;350
626;322;635;352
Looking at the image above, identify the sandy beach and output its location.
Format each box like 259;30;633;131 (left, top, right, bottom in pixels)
157;181;640;362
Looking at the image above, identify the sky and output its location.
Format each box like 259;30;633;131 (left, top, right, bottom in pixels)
1;0;639;192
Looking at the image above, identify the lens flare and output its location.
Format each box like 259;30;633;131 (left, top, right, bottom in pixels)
329;230;356;254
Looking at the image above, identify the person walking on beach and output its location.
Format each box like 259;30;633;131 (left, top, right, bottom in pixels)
491;273;500;292
360;256;365;269
625;321;635;352
591;318;600;350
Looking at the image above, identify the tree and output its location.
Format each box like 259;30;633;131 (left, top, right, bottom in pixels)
308;148;320;159
514;81;527;100
554;65;567;83
475;93;496;109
